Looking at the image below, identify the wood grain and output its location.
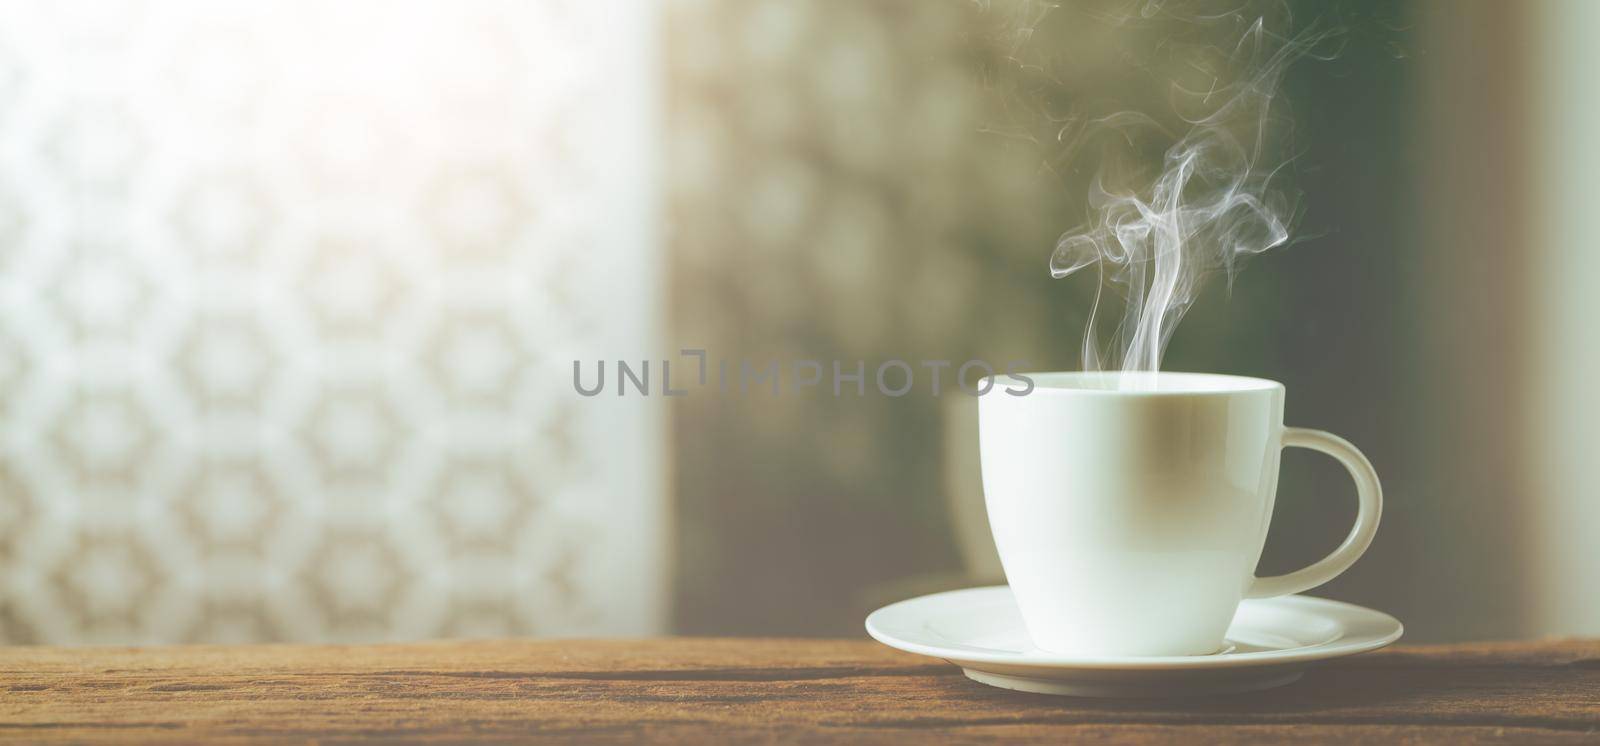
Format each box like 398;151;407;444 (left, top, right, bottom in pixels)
0;638;1596;743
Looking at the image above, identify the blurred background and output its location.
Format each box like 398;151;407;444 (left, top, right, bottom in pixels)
0;0;1594;645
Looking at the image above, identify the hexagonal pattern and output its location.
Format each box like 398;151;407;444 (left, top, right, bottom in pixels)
302;529;409;636
425;458;536;554
0;1;664;645
173;314;280;410
47;247;155;340
46;388;159;489
299;240;407;338
421;167;527;260
169;171;276;264
422;311;526;407
175;459;285;554
300;388;406;488
49;529;162;638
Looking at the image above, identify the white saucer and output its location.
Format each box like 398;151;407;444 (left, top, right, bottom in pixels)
866;585;1402;697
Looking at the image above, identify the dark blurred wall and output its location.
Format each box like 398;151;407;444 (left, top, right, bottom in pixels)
665;0;1070;635
664;0;1527;641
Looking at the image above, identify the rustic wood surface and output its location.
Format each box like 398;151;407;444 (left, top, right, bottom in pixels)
0;638;1595;743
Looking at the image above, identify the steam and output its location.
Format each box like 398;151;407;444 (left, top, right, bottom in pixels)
991;1;1338;380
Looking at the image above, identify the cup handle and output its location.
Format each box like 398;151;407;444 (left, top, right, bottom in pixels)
1246;427;1383;599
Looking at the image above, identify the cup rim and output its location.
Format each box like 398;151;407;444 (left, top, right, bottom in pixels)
991;371;1283;396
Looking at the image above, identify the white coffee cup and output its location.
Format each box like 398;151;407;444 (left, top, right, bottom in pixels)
978;371;1381;656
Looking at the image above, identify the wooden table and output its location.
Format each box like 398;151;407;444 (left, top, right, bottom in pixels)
0;638;1596;743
